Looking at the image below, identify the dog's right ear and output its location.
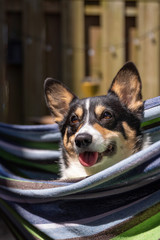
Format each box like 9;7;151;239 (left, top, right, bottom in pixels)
108;62;143;118
44;78;77;124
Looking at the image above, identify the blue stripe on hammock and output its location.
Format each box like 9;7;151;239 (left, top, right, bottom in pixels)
0;122;59;131
144;96;160;109
4;189;160;239
0;139;60;160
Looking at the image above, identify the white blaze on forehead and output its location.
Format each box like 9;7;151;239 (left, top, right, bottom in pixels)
75;98;105;152
76;98;91;134
85;98;90;123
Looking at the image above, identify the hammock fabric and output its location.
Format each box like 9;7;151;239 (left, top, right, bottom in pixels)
0;97;160;240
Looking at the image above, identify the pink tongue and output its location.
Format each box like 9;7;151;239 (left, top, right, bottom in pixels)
79;152;98;167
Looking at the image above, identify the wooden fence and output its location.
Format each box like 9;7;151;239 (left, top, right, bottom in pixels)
0;0;160;123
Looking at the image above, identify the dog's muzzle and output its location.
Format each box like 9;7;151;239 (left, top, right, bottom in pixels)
75;133;117;167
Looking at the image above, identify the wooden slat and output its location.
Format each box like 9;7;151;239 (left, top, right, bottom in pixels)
100;0;125;95
99;0;108;95
0;0;7;122
45;14;61;80
23;0;46;122
125;6;137;17
61;0;72;88
6;0;60;13
85;5;137;17
137;1;160;100
89;26;101;80
5;0;22;12
7;13;23;123
43;0;60;13
62;0;85;98
70;0;85;98
107;1;125;83
85;5;101;16
129;27;138;64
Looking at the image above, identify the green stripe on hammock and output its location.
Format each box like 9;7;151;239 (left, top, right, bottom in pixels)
0;149;59;174
0;199;54;240
141;117;160;128
113;211;160;240
0;133;59;150
17;141;59;150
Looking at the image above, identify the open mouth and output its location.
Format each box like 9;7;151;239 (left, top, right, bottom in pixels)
79;142;116;167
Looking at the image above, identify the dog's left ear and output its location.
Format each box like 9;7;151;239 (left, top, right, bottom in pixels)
108;62;143;116
44;78;77;124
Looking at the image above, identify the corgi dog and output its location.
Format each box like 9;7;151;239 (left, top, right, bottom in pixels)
44;62;145;179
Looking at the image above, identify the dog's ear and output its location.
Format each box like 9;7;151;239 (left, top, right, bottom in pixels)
44;78;77;123
108;62;143;115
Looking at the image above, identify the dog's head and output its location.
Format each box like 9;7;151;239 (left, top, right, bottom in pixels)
44;62;144;178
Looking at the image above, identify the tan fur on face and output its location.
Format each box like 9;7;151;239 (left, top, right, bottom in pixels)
122;121;137;152
93;122;137;155
75;107;83;119
63;128;76;157
93;123;117;139
95;105;106;118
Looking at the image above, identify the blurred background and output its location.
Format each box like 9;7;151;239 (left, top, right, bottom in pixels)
0;0;160;124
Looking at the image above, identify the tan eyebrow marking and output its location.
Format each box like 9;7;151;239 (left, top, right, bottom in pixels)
95;105;106;117
93;123;110;136
75;107;83;119
63;127;76;157
122;121;136;151
93;123;119;140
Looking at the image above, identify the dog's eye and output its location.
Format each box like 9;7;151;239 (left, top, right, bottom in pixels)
102;111;112;120
70;115;79;124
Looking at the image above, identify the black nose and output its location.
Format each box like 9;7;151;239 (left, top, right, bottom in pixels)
75;133;92;148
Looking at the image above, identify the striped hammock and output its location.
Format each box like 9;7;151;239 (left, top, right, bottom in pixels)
0;96;160;240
